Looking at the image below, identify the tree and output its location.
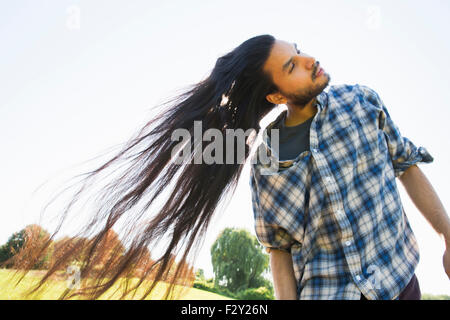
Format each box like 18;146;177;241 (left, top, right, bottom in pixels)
89;229;126;275
52;229;126;278
50;235;90;271
0;229;26;267
210;227;269;293
195;268;205;281
0;225;52;269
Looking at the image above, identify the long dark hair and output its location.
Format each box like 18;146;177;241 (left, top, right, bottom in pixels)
4;34;279;299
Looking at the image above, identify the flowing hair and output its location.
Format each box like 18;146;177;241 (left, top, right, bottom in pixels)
4;34;279;300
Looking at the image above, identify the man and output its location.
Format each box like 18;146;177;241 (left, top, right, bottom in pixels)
249;39;450;299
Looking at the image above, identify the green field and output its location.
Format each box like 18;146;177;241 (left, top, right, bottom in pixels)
0;269;233;300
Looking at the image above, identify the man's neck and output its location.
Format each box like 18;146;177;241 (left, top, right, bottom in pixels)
284;98;318;127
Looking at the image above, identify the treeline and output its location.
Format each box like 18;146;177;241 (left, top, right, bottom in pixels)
1;225;276;299
0;224;195;285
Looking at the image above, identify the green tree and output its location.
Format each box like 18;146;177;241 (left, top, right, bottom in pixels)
195;268;206;281
0;230;26;267
0;225;52;269
211;227;269;293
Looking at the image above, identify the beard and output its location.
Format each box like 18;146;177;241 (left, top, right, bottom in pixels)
284;74;331;107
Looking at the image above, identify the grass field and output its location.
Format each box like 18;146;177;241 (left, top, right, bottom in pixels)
3;269;447;300
0;269;233;300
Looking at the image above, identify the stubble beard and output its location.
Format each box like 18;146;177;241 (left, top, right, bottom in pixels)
286;74;331;108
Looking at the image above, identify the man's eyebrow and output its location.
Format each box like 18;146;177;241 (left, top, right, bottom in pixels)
282;43;298;73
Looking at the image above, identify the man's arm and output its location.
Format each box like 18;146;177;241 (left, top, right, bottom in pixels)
399;165;450;246
399;165;450;278
269;248;297;299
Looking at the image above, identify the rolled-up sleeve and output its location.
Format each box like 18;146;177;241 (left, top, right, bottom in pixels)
359;85;434;178
249;168;294;254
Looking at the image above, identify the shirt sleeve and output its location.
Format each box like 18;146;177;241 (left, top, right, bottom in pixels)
359;85;434;178
249;167;294;254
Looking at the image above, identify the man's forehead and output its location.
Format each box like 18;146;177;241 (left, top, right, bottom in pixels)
276;39;294;49
264;40;295;74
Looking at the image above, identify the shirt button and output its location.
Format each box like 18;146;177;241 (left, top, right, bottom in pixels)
312;148;318;153
355;275;362;281
345;240;352;247
325;176;332;183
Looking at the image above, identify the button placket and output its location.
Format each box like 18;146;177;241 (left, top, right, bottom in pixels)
324;175;337;193
357;277;377;299
360;278;376;296
336;209;345;219
312;139;369;299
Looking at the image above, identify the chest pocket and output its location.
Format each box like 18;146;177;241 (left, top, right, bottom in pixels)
327;113;362;165
353;107;384;161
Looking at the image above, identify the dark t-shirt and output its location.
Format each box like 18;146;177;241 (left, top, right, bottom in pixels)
272;110;314;161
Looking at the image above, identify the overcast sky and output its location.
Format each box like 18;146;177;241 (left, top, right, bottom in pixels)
1;0;450;295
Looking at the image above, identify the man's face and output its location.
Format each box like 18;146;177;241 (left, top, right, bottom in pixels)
263;39;331;107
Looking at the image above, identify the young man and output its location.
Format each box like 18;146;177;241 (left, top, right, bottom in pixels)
249;39;450;300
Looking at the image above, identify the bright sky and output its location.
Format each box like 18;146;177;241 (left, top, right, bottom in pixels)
1;0;450;296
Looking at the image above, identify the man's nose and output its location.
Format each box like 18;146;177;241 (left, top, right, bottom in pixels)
300;54;316;70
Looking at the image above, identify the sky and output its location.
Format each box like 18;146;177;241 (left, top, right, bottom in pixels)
1;0;450;295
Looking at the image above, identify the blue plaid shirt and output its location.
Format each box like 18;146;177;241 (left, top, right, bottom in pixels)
249;84;434;300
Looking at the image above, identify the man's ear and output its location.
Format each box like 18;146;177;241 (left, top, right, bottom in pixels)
266;92;286;105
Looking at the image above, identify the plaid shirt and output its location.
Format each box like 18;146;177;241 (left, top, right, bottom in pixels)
249;84;434;300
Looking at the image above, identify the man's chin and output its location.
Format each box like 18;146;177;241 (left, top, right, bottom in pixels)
313;77;331;98
320;73;331;90
287;76;331;106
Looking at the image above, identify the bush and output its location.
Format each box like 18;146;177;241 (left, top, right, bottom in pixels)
193;280;237;299
421;293;450;300
193;279;215;291
214;287;237;299
235;287;274;300
193;279;275;300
